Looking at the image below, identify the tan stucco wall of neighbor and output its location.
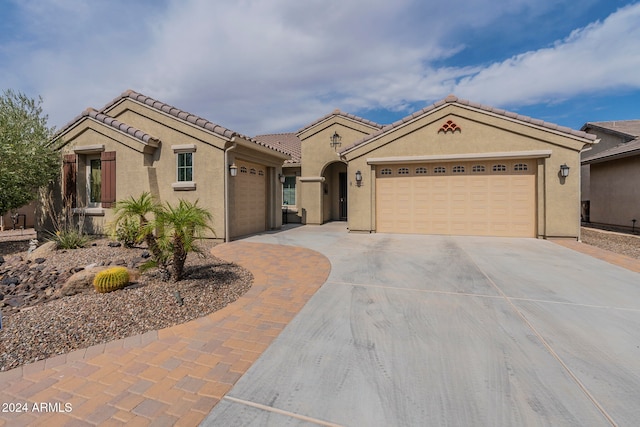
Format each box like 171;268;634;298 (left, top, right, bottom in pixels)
298;116;378;224
1;201;37;231
342;105;590;239
590;156;640;228
581;131;622;202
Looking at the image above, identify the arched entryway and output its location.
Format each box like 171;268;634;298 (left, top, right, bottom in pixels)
322;161;348;222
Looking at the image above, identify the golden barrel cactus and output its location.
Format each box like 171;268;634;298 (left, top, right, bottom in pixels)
93;267;130;293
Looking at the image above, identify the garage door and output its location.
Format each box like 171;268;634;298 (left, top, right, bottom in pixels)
376;160;535;237
234;160;267;237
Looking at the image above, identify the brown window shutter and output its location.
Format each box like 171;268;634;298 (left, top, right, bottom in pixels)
63;154;77;208
101;151;116;208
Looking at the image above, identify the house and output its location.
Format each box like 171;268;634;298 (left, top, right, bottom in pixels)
1;202;36;232
581;120;640;229
259;95;597;239
50;90;290;241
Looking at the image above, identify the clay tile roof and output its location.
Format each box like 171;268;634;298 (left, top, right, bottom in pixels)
103;90;289;156
297;109;383;135
53;107;159;146
340;95;597;153
253;133;301;164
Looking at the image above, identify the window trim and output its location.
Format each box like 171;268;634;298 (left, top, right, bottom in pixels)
177;152;194;182
172;145;196;190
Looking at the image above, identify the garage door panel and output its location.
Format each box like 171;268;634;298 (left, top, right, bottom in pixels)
234;160;266;237
375;160;535;237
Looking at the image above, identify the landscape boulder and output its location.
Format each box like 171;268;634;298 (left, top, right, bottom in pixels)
27;241;57;261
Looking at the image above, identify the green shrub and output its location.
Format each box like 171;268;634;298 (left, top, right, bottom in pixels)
115;216;141;247
52;229;90;249
93;267;130;293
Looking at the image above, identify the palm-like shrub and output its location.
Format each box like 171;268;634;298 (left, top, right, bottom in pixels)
156;199;214;281
110;192;166;266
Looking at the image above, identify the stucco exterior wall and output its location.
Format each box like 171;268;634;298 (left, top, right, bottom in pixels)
343;105;589;238
580;131;624;202
590;156;640;228
58;125;159;235
298;116;378;224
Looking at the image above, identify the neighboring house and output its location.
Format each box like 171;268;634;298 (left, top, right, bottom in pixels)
50;90;289;241
581;120;640;229
260;95;597;239
1;201;37;231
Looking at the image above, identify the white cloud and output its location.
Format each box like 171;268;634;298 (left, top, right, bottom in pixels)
0;0;635;134
452;3;640;107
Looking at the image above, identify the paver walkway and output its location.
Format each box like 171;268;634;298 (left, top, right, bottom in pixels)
551;238;640;273
0;242;330;426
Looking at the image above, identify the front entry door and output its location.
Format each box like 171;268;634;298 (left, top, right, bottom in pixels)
339;172;347;220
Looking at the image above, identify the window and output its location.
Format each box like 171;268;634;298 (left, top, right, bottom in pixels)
258;170;264;176
87;156;102;207
398;167;410;175
380;168;392;176
177;152;193;181
250;168;257;175
283;176;296;205
492;164;507;172
240;166;247;174
434;166;446;174
416;167;427;175
472;165;486;173
452;165;465;173
514;163;528;171
66;149;115;210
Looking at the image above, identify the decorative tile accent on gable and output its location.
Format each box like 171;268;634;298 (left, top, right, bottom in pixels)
438;120;461;133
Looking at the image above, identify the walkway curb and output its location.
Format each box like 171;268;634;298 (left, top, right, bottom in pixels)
0;242;330;426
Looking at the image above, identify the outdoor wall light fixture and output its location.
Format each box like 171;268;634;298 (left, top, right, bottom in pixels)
329;131;342;149
559;163;570;178
355;170;362;186
229;163;238;177
279;174;286;184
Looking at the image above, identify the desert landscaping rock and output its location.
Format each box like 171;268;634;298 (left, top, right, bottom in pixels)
0;238;252;372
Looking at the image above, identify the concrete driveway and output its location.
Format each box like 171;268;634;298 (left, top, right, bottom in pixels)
202;223;640;426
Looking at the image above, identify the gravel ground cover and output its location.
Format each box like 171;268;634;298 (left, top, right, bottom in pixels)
581;226;640;259
0;238;252;371
1;226;637;372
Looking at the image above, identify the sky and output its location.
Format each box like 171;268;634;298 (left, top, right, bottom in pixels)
0;0;639;136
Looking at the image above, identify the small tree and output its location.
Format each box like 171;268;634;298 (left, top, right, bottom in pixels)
156;199;214;281
0;90;59;217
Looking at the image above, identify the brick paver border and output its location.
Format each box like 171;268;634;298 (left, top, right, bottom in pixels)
551;239;640;273
0;242;330;426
